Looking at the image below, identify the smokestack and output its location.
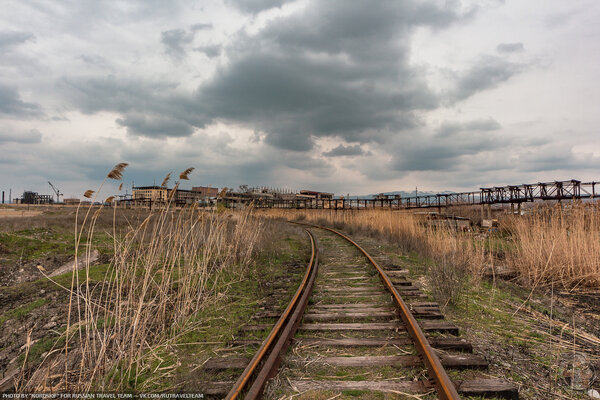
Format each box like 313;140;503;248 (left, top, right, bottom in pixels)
2;191;4;204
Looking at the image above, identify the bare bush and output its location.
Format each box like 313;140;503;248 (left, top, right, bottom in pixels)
428;259;469;308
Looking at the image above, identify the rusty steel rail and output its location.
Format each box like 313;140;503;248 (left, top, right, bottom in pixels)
226;229;319;400
306;223;461;400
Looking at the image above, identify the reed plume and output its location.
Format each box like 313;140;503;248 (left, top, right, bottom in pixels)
179;167;194;180
107;163;128;180
161;172;172;187
83;190;94;199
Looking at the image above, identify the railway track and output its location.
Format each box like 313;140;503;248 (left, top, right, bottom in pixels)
199;225;518;399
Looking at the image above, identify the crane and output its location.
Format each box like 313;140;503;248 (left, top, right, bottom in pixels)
48;181;62;203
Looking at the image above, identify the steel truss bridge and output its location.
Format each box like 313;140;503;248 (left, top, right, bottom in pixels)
237;180;599;210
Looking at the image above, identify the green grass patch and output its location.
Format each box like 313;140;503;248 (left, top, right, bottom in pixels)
21;334;66;366
0;298;49;328
50;263;111;287
0;228;74;261
0;263;112;311
0;228;114;263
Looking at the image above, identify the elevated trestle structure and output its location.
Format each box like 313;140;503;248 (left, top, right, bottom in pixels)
232;180;598;210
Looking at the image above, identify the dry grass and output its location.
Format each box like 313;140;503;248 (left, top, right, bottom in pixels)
264;202;600;292
20;166;267;392
264;209;489;306
501;202;600;288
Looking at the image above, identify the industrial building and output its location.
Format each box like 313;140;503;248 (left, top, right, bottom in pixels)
192;186;219;198
16;191;54;204
63;198;82;205
133;186;169;203
131;185;218;206
221;187;335;208
298;190;334;200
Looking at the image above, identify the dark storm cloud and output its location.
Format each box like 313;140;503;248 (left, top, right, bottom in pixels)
496;42;524;53
59;76;212;138
323;144;366;157
0;30;34;49
61;76;205;122
391;119;505;171
225;0;292;14
450;55;525;101
116;114;194;138
160;23;212;59
0;128;42;144
518;145;600;172
61;76;174;114
195;0;471;150
161;28;194;58
55;0;515;151
194;44;221;58
57;0;524;154
0;84;43;118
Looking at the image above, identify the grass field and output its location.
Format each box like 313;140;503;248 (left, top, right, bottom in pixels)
0;166;311;393
2;181;599;396
263;202;600;290
0;203;309;393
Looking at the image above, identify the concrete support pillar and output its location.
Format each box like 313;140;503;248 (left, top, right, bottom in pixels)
511;203;515;214
517;202;522;215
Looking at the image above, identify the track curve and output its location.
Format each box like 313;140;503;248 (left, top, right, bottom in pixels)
226;228;319;400
312;224;460;400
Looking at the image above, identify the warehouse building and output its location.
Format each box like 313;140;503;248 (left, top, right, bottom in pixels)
192;186;219;198
132;186;211;206
298;190;334;200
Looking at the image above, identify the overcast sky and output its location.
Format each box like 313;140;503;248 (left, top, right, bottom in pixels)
1;0;599;199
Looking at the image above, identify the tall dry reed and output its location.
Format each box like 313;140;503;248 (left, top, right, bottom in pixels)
501;202;600;288
266;202;600;291
24;167;265;392
265;209;491;305
268;209;487;272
